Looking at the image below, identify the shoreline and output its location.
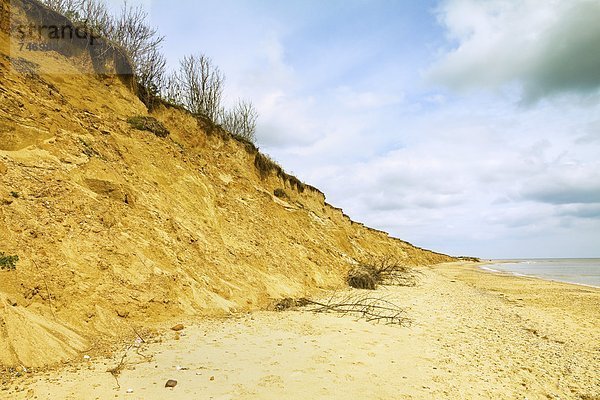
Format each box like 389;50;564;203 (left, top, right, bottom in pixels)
4;261;599;399
476;260;600;290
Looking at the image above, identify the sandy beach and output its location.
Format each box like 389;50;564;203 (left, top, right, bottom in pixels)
4;262;599;399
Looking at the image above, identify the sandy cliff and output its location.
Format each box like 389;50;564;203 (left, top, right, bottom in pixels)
0;0;453;369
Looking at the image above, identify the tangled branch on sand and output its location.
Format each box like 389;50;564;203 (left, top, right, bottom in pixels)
107;330;153;388
348;256;421;289
274;293;410;326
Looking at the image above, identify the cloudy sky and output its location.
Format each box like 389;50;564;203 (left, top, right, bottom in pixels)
142;0;599;259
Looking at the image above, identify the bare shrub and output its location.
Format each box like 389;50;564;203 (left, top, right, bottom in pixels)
371;256;420;287
41;1;260;130
175;54;224;122
41;0;166;107
348;256;419;289
219;100;258;143
41;0;79;17
306;293;409;325
136;45;166;108
347;265;377;289
111;3;165;87
73;0;112;34
164;72;183;106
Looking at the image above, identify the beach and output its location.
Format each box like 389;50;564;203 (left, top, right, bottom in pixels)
5;262;599;399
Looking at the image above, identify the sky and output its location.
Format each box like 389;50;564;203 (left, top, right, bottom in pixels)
134;0;598;259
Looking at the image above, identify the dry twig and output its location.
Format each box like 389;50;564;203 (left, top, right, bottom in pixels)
107;332;153;388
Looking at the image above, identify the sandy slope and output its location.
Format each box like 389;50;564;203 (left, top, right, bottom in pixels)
5;262;598;399
0;0;452;369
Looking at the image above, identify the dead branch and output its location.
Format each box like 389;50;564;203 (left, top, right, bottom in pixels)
107;333;154;388
304;293;410;326
107;343;132;389
275;293;410;326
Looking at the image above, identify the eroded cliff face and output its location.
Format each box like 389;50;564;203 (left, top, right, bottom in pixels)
0;0;454;368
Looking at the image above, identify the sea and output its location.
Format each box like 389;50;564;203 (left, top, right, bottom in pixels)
481;258;600;288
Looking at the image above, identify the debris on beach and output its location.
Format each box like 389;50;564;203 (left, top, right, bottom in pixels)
165;379;178;388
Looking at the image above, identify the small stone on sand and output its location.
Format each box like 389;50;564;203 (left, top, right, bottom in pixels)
165;379;177;388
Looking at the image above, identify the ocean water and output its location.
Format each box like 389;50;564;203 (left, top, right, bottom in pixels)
482;258;600;288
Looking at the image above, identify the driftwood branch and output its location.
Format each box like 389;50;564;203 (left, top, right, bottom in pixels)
274;293;411;326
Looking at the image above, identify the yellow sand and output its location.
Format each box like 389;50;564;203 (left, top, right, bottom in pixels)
0;1;452;368
6;262;599;399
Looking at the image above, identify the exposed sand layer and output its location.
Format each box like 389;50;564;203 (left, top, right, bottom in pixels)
4;262;599;399
0;0;452;368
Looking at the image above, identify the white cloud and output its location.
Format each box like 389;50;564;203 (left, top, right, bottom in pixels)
428;0;600;103
333;86;404;110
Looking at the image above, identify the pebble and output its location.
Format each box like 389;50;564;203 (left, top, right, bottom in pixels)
165;379;177;388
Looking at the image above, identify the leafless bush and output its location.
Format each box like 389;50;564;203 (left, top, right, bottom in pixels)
164;72;183;106
173;54;224;122
74;0;112;34
41;0;79;17
219;100;258;143
110;3;165;90
41;1;259;128
347;265;377;289
348;256;420;289
136;45;166;107
41;0;166;106
372;256;420;287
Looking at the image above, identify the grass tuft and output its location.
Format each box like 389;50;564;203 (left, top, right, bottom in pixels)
0;252;18;271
